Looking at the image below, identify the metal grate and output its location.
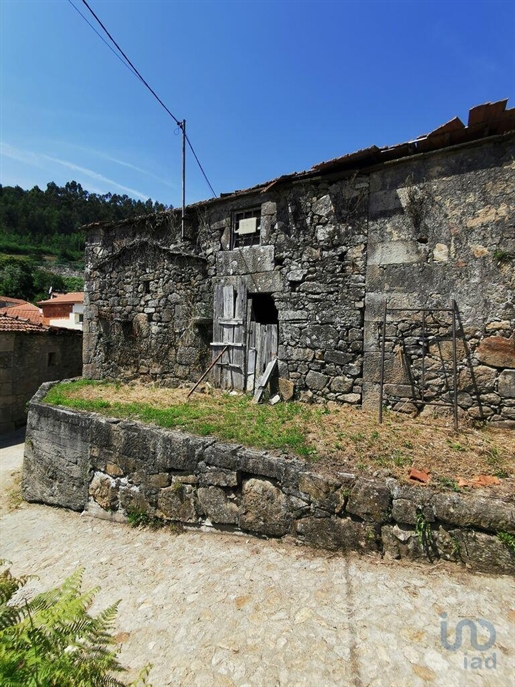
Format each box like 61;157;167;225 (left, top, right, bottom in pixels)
378;300;463;431
232;208;261;248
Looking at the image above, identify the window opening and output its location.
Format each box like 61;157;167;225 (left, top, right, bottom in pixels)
232;208;261;248
249;293;278;325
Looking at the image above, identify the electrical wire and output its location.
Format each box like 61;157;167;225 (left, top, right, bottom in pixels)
80;0;182;124
185;133;216;198
70;0;217;197
67;1;140;82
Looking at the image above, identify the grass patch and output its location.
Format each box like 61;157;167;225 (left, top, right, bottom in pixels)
434;476;461;492
497;531;515;554
126;507;184;533
45;380;321;459
415;508;434;555
44;380;515;487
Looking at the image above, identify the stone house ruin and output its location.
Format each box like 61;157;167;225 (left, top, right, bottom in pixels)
83;100;515;428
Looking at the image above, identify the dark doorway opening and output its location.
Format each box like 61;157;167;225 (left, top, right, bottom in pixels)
249;293;278;325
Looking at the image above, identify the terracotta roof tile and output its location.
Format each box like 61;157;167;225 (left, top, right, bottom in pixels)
190;99;515;205
0;313;81;334
37;292;84;305
0;296;30;306
81;99;515;228
0;304;43;325
0;313;49;333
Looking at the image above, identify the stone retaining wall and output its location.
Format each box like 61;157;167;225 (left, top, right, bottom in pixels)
22;382;515;575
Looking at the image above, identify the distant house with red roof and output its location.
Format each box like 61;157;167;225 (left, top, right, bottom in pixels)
0;302;44;326
0;296;29;309
37;292;84;330
0;308;82;433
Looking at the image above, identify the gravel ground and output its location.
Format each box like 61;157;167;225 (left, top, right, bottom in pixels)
1;432;513;686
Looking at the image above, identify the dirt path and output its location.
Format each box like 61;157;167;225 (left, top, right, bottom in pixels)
1;433;513;686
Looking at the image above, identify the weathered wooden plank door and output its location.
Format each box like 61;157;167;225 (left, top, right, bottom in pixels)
211;283;247;390
246;320;278;393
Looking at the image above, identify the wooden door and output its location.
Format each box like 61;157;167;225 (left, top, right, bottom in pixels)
246;321;278;393
211;283;247;390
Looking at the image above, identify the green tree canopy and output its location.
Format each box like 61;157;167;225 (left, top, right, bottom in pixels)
0;181;171;263
0;256;70;303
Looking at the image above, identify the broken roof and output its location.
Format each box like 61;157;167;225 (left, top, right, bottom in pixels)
82;99;515;230
210;99;515;202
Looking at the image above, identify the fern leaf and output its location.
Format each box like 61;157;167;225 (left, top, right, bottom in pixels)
0;565;152;687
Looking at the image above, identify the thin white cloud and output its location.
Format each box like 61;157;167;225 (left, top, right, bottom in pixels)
0;142;148;200
1;142;150;199
67;144;177;189
42;155;149;200
0;143;46;169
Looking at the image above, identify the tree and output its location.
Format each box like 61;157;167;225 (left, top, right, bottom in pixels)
0;257;75;302
32;270;66;302
0;181;171;266
0;259;34;300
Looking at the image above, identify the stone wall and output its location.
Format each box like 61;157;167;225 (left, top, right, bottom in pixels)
23;384;515;574
0;331;82;433
363;137;515;425
83;133;515;422
198;175;369;402
84;214;212;384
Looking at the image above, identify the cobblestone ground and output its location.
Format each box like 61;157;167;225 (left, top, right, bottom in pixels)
1;433;513;686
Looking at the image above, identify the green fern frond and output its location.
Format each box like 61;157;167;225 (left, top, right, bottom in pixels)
0;565;152;687
0;563;36;605
0;605;29;630
129;663;153;686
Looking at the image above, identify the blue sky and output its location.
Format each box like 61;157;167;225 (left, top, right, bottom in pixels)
1;0;514;207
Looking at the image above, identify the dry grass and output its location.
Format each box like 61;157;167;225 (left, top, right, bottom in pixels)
308;403;514;488
49;381;514;493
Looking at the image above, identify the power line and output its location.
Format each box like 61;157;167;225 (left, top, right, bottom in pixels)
80;0;182;126
185;133;216;198
71;0;217;197
67;1;140;82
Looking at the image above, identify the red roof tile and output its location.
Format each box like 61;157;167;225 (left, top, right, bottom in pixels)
81;99;515;228
0;296;30;306
37;292;84;306
0;313;49;333
0;313;81;334
0;304;43;325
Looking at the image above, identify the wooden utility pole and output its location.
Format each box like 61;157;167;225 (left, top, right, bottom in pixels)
181;119;186;240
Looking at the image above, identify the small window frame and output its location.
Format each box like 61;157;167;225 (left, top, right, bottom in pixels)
231;207;262;249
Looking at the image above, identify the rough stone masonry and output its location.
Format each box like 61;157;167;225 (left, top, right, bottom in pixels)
82;101;515;426
23;383;515;575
